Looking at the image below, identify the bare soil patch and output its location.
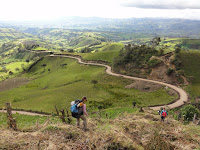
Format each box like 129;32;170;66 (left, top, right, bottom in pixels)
0;77;29;92
125;80;163;92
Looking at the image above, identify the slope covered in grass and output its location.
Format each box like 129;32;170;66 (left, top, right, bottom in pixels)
0;56;176;112
180;50;200;97
78;50;120;63
0;28;33;44
99;43;124;51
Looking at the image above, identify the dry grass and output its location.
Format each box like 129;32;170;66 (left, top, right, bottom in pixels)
0;111;200;150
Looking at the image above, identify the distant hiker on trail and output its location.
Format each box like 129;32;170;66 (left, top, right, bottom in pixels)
70;96;89;131
157;110;161;115
160;107;168;121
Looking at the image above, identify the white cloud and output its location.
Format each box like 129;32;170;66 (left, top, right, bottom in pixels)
0;0;200;21
121;0;200;9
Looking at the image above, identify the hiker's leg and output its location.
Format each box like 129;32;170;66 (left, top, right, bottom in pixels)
161;116;164;121
76;118;80;127
80;115;88;130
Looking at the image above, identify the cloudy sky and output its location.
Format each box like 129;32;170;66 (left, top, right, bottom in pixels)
1;0;200;21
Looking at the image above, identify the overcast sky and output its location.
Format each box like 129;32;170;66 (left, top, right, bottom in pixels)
1;0;200;21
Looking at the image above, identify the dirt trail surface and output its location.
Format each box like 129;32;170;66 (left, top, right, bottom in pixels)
51;54;188;111
0;110;49;116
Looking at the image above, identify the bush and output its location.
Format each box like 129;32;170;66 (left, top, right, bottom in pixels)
166;68;174;76
171;54;181;70
80;47;92;53
148;59;162;68
181;105;199;122
175;47;181;54
145;131;175;150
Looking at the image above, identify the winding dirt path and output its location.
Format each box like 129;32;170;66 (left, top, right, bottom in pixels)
0;110;49;116
0;54;189;116
51;54;188;111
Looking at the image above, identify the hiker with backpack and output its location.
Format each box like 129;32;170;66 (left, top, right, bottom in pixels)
70;96;89;131
160;107;168;121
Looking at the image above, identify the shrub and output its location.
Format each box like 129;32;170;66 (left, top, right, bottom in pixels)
80;47;92;53
175;47;181;54
148;59;162;68
113;44;159;70
145;131;175;150
166;68;174;76
181;104;199;122
171;54;181;70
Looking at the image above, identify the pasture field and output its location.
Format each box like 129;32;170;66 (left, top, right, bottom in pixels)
181;39;200;50
77;50;120;64
180;50;200;98
0;56;176;113
32;47;48;51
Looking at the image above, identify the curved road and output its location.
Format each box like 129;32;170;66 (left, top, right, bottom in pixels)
0;110;49;116
51;54;188;111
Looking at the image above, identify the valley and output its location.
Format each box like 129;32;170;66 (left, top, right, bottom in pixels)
0;17;200;150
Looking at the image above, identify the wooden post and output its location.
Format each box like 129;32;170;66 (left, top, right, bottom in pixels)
6;102;17;130
193;113;196;124
36;120;39;129
55;105;59;116
139;107;144;112
106;113;108;119
196;120;200;125
59;109;66;123
65;107;72;124
177;111;181;121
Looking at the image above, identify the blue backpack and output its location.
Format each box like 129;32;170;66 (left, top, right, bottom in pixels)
70;103;78;113
70;100;82;115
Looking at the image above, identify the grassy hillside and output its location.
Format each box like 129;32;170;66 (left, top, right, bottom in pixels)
0;44;49;82
23;28;108;51
78;50;120;64
0;28;33;44
180;50;200;97
77;43;124;63
0;56;176;113
181;39;200;50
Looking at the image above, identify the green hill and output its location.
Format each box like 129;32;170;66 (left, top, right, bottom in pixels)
0;56;176;112
78;50;120;64
99;43;124;51
0;28;33;44
180;50;200;97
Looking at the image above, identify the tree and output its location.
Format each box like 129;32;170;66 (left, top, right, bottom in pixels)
15;68;20;71
21;64;25;70
41;64;47;71
80;47;92;53
68;49;74;53
9;71;13;76
91;80;98;87
175;47;181;54
151;37;161;48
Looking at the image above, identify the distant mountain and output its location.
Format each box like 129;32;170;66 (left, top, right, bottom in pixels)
1;17;200;38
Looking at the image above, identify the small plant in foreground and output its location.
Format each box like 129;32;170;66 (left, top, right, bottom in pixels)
181;104;199;122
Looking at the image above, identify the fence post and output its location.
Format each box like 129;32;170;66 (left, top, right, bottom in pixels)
6;102;17;130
